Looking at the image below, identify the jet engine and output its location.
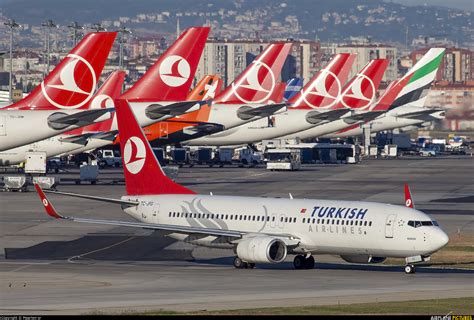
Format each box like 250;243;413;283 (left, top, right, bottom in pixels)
340;255;386;264
236;237;287;263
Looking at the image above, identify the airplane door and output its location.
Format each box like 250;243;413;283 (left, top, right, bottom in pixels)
0;115;5;136
385;214;396;238
152;203;160;222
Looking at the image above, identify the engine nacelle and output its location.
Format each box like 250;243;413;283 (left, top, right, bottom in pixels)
236;237;287;263
340;255;386;264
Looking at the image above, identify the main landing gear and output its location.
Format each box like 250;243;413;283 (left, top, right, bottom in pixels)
233;257;255;269
404;264;416;274
293;255;315;270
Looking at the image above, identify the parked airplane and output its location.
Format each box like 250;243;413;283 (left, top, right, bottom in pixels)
54;27;210;156
279;59;389;140
69;74;222;155
35;98;449;274
325;48;446;138
0;32;117;151
0;71;125;166
149;43;292;146
183;53;355;146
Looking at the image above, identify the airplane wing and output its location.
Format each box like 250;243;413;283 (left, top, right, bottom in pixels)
305;109;349;124
35;184;300;244
48;109;113;130
237;103;286;120
145;101;205;120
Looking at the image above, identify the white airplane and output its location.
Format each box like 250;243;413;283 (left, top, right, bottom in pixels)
0;32;118;152
323;48;446;138
0;71;125;166
35;98;449;274
182;53;355;146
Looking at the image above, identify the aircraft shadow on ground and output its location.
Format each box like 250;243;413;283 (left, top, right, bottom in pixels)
194;257;474;274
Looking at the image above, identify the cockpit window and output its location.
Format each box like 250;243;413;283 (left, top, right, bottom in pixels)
408;220;438;228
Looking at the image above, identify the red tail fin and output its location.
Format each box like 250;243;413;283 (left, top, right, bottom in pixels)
268;82;286;103
120;27;210;102
115;99;195;195
404;184;414;208
215;43;292;104
186;75;223;101
79;70;126;134
290;53;355;109
335;59;389;110
5;32;117;111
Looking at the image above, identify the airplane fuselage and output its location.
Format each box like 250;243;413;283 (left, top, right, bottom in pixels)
121;194;448;259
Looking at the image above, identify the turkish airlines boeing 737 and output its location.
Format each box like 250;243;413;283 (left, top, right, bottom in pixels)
35;99;449;274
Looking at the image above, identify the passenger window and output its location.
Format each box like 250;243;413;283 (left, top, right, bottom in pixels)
272;216;276;222
332;220;335;225
369;221;372;226
267;216;270;222
225;215;228;220
336;220;339;225
303;218;306;223
169;212;172;217
364;221;367;226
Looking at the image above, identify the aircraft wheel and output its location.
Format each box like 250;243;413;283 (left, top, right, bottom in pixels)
304;256;315;269
293;255;305;269
233;257;245;269
404;264;416;274
247;263;256;269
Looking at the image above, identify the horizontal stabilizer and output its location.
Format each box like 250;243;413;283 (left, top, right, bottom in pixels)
59;133;96;145
91;130;119;141
48;109;112;130
398;108;445;120
237;103;286;120
182;122;225;135
145;101;205;120
43;188;139;207
305;108;349;124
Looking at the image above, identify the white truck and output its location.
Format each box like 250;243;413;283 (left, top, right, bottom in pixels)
266;148;301;171
98;149;121;168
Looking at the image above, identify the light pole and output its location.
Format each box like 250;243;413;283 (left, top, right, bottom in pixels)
4;19;20;101
68;21;84;46
42;19;58;75
117;26;131;69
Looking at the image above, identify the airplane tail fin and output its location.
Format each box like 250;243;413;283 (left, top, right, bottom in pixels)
335;59;389;111
120;27;210;102
187;75;223;101
372;48;445;112
214;43;292;104
268;82;286;103
290;53;355;109
404;183;415;208
5;32;117;111
115;99;195;195
284;78;303;101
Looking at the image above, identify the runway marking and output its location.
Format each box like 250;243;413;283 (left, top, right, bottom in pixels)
7;265;32;273
67;236;137;264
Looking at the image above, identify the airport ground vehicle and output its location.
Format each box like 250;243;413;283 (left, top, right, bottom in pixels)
97;150;121;168
419;148;437;157
35;99;449;274
265;148;301;171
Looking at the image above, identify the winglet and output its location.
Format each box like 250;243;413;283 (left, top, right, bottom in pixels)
34;183;64;219
404;183;414;208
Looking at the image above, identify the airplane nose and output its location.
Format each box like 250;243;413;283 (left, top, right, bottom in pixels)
431;229;449;251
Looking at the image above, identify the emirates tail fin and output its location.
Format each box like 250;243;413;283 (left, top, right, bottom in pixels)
5;32;117;111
